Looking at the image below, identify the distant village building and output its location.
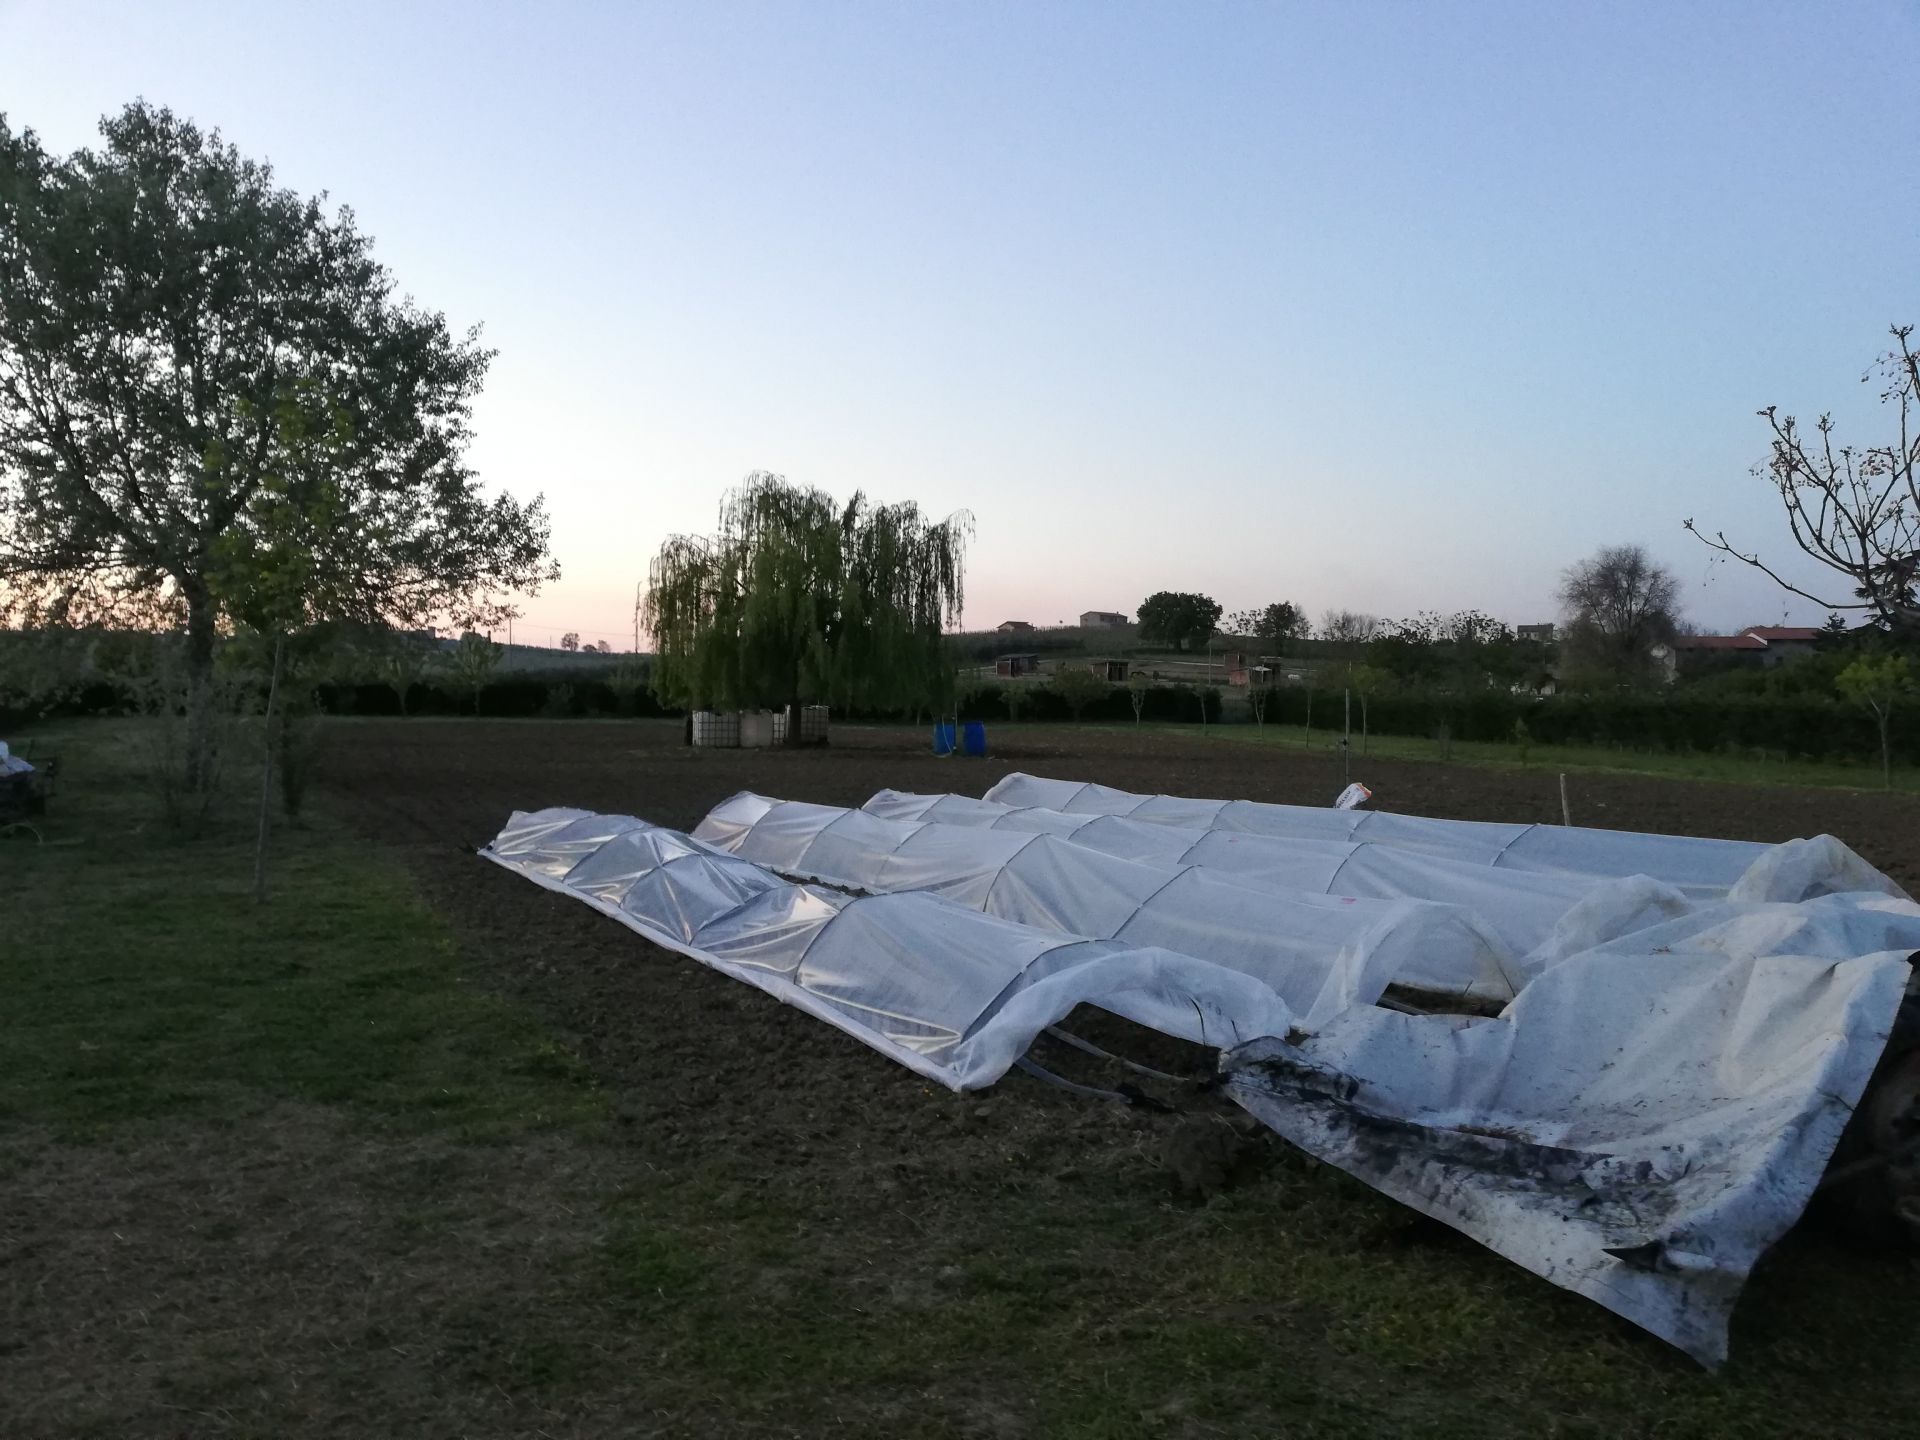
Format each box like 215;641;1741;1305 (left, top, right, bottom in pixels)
1517;623;1556;644
1079;610;1129;629
1087;658;1130;682
996;620;1035;634
1739;625;1821;661
995;653;1041;678
1650;625;1822;682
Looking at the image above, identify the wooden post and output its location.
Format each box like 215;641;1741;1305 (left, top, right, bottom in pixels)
1343;689;1352;782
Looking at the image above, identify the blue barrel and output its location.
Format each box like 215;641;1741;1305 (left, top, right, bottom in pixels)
961;721;988;757
932;722;957;756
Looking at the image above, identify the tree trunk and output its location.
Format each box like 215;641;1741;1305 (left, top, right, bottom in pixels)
183;586;218;793
1877;703;1892;790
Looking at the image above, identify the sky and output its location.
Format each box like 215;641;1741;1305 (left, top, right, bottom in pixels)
3;0;1917;646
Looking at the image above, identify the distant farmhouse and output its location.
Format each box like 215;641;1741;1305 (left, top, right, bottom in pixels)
1739;625;1823;658
1516;623;1556;644
1079;610;1129;628
1650;625;1821;682
996;619;1035;634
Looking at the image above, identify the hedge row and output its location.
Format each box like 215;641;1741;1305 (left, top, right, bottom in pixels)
0;680;134;729
1263;686;1918;765
10;673;1911;765
1;677;673;726
956;683;1220;724
313;679;1220;724
312;679;672;719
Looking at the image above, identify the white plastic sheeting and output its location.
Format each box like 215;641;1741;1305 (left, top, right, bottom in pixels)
694;791;1519;1014
479;798;1918;1368
481;808;1297;1090
979;773;1907;900
864;787;1705;966
1226;916;1915;1366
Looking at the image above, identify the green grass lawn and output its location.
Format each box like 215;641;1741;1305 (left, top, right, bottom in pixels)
7;721;1920;1437
1;724;607;1142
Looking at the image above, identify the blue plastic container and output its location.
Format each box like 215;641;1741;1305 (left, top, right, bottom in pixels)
961;721;988;757
932;722;957;756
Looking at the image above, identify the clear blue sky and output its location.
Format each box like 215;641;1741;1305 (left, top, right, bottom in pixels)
4;0;1916;644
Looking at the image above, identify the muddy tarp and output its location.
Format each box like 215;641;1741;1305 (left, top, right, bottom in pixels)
1225;919;1912;1367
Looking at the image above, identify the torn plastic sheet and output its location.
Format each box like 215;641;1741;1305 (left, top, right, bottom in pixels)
1224;940;1913;1367
481;808;1297;1089
977;773;1907;900
693;790;1518;1016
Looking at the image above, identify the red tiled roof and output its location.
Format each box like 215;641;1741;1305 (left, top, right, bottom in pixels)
1740;626;1821;642
1673;634;1768;650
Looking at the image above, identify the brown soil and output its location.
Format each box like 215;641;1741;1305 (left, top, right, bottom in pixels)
320;715;1920;1131
325;714;1920;884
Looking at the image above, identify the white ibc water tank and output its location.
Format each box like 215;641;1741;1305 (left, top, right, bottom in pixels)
691;710;741;747
772;705;830;745
739;710;776;748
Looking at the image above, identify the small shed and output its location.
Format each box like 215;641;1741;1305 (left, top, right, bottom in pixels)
1088;657;1130;682
995;653;1041;678
1226;653;1278;687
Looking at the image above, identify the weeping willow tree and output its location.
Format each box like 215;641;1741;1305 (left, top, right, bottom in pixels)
645;473;970;737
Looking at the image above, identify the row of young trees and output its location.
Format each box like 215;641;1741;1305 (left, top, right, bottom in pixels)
1135;592;1349;654
1129;530;1905;695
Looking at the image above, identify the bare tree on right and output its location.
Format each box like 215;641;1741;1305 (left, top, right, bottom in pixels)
1687;325;1919;634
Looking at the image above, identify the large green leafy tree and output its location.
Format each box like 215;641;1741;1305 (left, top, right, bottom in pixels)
0;103;556;784
1136;590;1221;652
1367;610;1522;689
1226;601;1309;654
644;472;969;736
